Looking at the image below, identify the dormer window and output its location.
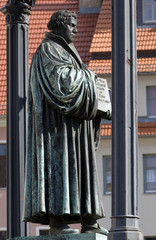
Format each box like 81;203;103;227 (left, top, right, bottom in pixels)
143;0;156;23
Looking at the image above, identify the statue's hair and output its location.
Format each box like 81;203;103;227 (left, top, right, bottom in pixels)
47;10;77;31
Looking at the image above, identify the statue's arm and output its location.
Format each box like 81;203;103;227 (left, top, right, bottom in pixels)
34;42;98;119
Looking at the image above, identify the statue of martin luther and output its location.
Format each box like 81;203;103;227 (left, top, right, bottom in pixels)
23;10;110;235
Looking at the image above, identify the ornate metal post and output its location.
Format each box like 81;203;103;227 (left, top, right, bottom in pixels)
109;0;143;239
0;0;35;239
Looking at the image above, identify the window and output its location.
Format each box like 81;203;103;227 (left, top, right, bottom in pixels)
36;226;50;236
143;0;156;23
0;230;6;240
143;155;156;193
39;229;49;235
0;144;6;188
103;156;112;194
147;86;156;118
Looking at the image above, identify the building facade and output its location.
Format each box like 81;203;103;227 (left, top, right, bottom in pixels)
0;0;156;239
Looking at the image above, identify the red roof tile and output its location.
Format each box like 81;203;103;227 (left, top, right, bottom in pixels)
33;1;78;11
138;122;156;136
101;123;112;137
88;0;156;74
137;28;156;51
101;122;156;137
90;0;111;53
88;59;111;75
88;57;156;75
74;14;98;64
137;57;156;73
90;0;156;53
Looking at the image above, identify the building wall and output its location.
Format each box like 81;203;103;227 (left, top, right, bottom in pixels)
0;73;156;237
0;189;7;228
1;128;156;237
0;119;7;235
138;137;156;237
0;128;6;141
96;137;111;230
95;72;156;235
138;74;156;117
0;117;6;141
95;135;156;237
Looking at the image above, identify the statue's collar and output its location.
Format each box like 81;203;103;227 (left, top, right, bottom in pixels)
44;32;69;46
44;32;83;68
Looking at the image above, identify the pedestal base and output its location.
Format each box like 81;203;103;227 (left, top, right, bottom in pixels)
13;233;107;240
108;230;143;240
108;216;143;240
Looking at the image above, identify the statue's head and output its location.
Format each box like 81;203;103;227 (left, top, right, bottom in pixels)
47;10;78;44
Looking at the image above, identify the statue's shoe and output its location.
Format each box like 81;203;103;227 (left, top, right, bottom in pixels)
81;224;109;235
50;224;79;234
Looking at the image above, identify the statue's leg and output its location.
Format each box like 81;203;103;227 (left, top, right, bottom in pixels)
81;216;108;235
49;215;79;235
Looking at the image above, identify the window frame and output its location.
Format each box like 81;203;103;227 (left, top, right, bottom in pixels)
36;226;50;236
143;154;156;194
146;86;156;118
103;155;112;195
0;141;7;189
142;0;156;24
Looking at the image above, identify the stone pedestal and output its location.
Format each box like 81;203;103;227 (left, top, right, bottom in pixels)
14;233;107;240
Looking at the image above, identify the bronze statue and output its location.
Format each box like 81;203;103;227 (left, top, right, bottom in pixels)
23;10;110;235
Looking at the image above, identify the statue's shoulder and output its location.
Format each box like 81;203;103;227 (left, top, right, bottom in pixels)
40;36;65;52
41;37;56;47
34;38;58;56
33;37;72;65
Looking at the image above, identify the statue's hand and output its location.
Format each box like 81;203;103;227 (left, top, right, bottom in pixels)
97;110;112;120
105;110;112;120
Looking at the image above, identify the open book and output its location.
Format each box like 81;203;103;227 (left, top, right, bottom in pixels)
96;77;112;117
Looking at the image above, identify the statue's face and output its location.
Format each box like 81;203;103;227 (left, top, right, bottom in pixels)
59;17;77;44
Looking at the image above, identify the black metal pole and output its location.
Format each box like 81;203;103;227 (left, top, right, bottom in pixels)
0;1;33;239
109;0;143;239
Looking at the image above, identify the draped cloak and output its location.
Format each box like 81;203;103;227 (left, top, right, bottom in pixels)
23;32;105;224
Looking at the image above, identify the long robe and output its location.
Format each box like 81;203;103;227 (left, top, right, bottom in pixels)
23;32;105;224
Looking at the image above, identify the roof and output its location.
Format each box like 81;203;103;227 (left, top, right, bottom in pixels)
89;59;111;75
90;0;111;53
88;57;156;74
90;0;156;74
0;0;156;138
138;122;156;136
101;122;156;137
